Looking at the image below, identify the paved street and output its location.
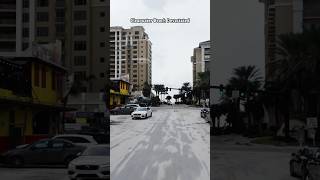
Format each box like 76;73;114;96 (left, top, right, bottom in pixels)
110;105;210;180
0;167;68;180
211;135;299;180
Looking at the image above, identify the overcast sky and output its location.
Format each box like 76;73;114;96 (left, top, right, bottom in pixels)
111;0;210;96
212;0;265;85
211;0;265;103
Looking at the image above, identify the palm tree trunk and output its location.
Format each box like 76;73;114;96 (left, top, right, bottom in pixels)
283;93;290;139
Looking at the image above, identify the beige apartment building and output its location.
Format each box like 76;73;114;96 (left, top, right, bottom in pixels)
261;0;320;81
110;26;152;91
65;0;109;92
191;40;211;86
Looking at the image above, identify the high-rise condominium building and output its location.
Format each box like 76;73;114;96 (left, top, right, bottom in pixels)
260;0;320;81
0;0;34;56
0;0;109;92
191;40;211;86
65;0;109;92
110;26;152;91
0;0;66;56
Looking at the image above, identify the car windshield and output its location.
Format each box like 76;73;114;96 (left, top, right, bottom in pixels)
136;107;147;111
83;146;110;156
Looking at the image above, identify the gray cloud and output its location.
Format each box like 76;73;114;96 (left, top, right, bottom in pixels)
142;0;167;11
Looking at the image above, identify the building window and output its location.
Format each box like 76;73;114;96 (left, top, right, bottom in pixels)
23;13;29;23
37;0;49;7
100;12;105;17
74;56;86;66
23;0;29;8
56;24;65;34
37;27;49;37
74;41;87;51
22;43;29;50
73;11;87;21
52;71;56;90
34;63;40;86
74;25;87;35
23;28;29;38
41;66;46;88
74;0;86;5
100;57;105;63
37;12;49;22
56;0;64;7
135;31;139;35
74;71;86;81
56;9;65;22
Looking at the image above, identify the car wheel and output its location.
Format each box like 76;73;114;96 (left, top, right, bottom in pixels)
10;156;24;167
64;156;75;166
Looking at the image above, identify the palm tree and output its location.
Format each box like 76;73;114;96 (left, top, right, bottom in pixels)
142;82;152;98
193;71;210;105
180;82;192;104
228;65;262;92
173;94;180;103
153;84;162;96
273;28;320;138
227;65;263;132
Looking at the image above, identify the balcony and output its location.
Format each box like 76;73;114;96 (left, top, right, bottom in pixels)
0;4;16;10
0;33;15;39
0;19;15;25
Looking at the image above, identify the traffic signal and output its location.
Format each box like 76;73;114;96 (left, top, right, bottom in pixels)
166;87;168;91
169;88;171;91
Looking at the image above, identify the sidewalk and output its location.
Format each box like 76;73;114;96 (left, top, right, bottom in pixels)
211;134;300;153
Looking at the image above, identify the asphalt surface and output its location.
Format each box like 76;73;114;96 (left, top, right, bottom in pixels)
211;135;299;180
0;167;68;180
110;105;210;180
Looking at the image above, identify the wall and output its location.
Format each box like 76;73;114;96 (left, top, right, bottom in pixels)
31;62;60;105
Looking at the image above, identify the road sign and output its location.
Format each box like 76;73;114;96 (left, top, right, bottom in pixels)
307;117;318;128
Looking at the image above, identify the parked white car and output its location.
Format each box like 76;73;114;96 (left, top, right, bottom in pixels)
68;145;109;180
126;104;140;108
131;107;152;119
52;134;98;147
